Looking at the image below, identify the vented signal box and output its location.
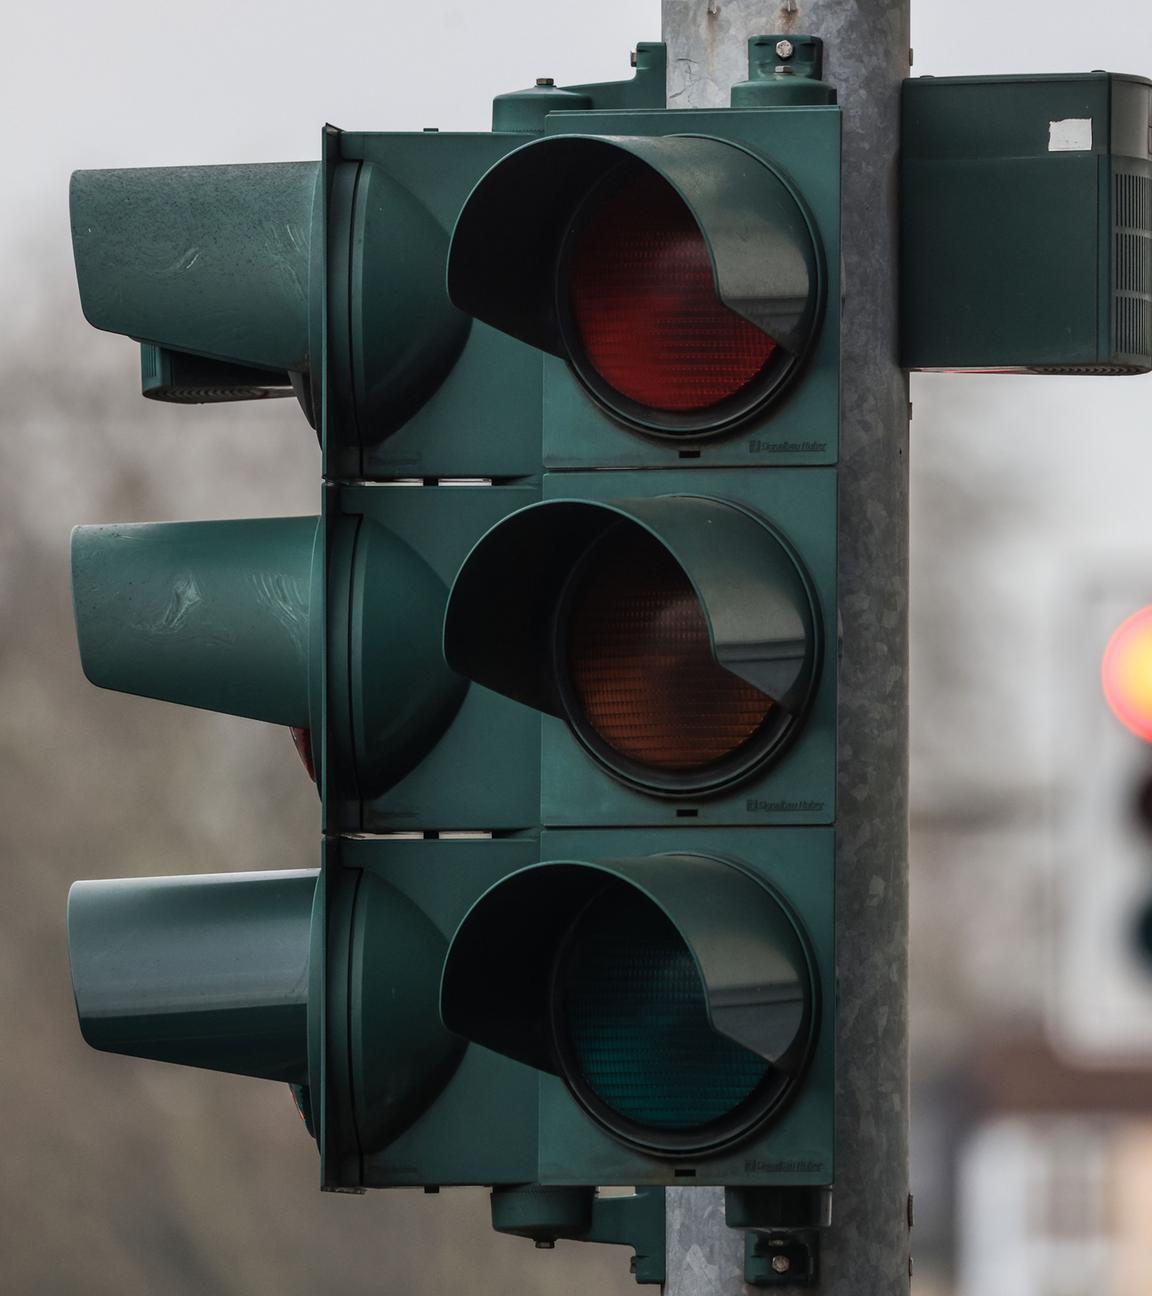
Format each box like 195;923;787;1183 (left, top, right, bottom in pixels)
902;72;1151;374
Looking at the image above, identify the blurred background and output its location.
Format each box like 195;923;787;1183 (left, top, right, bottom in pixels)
3;1;1152;1292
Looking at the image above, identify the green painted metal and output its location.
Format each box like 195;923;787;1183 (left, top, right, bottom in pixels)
728;1185;829;1285
565;41;668;112
490;41;668;133
68;502;509;816
579;1188;667;1285
902;72;1152;373
449;132;822;364
490;1183;599;1242
329;482;542;834
68;870;317;1082
69;133;546;473
527;469;835;827
329;835;542;1190
730;36;836;108
325;157;471;451
441;853;815;1082
445;494;819;722
528;107;840;467
335;515;466;803
321;129;546;480
319;844;470;1175
274;835;544;1194
71;163;320;374
346;872;465;1153
71;517;320;727
490;1185;666;1284
530;827;834;1189
140;344;295;404
314;830;830;1192
434;469;837;827
491;83;595;134
65;52;844;1280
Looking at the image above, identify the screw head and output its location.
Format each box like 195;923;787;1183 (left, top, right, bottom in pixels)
775;39;794;59
771;1255;792;1274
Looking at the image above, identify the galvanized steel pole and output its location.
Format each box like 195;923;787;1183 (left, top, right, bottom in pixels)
661;2;912;1293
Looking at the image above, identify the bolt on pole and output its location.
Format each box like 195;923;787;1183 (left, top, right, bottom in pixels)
661;1;912;1292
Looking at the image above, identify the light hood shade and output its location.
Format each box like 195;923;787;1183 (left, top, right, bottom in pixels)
68;870;316;1083
447;134;822;362
71;517;319;727
71;162;319;374
444;496;819;719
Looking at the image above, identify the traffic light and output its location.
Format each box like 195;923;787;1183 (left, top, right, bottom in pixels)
1101;605;1152;966
1050;580;1152;1066
65;34;840;1282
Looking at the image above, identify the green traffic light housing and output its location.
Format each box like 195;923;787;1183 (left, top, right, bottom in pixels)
444;495;821;798
441;852;818;1157
447;134;825;438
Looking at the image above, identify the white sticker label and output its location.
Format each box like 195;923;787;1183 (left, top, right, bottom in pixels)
1048;118;1093;152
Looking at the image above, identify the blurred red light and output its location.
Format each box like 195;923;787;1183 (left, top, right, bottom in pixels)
290;727;317;782
1102;606;1152;743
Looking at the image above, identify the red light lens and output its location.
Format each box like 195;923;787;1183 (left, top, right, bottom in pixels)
290;726;317;782
566;170;778;414
566;528;775;771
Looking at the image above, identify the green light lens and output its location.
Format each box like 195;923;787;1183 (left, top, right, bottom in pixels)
556;885;772;1132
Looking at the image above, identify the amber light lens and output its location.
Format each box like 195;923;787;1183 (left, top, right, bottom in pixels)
565;527;775;772
566;170;778;414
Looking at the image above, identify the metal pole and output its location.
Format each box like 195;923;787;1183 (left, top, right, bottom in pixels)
661;3;912;1293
